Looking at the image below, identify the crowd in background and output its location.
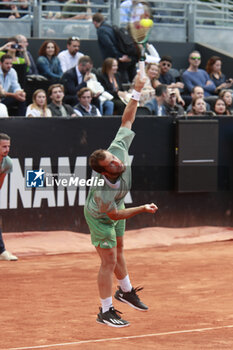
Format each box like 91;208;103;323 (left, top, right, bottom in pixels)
0;10;232;118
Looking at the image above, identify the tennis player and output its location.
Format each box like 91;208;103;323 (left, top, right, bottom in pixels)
0;133;18;261
84;72;158;327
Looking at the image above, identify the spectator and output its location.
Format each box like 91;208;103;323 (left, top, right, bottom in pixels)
186;85;211;113
58;36;84;73
182;50;216;97
219;89;233;115
206;56;233;93
0;54;26;116
61;55;95;106
92;12;137;83
0;0;23;19
37;40;63;82
187;97;207;116
26;89;52;117
0;101;8;117
213;98;230;116
62;0;91;20
47;83;77;117
16;34;39;75
130;62;160;106
0;37;29;67
145;43;161;64
145;84;168;116
159;55;183;88
74;87;101;116
97;57;126;115
164;88;185;117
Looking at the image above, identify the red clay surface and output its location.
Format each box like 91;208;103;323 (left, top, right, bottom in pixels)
1;227;233;350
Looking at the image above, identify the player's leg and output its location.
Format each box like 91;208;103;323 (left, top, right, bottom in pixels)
114;222;148;311
95;245;129;327
0;217;18;261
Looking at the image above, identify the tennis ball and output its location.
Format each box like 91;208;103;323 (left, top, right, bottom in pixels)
140;18;153;28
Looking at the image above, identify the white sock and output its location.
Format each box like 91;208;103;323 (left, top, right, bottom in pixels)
118;275;132;293
101;296;113;313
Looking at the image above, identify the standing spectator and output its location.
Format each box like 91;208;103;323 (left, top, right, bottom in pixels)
0;54;26;116
37;40;63;82
61;55;94;106
97;57;126;115
47;84;77;117
219;89;233;115
26;89;52;117
16;34;39;75
0;133;18;261
74;87;101;116
205;56;233;94
182;51;216;96
213;98;230;116
145;84;168;116
92;12;137;83
164;88;184;117
58;36;84;73
62;0;91;20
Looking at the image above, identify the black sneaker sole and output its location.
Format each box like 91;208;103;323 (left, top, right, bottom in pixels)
115;295;148;311
96;317;130;328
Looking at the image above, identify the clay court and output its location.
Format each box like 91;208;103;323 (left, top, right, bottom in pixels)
1;226;233;350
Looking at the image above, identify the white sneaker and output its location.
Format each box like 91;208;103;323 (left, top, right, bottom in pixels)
0;250;18;261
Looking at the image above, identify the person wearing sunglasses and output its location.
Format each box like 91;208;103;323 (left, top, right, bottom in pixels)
58;37;84;73
182;50;216;97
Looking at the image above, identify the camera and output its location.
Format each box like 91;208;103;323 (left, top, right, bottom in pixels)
11;44;22;49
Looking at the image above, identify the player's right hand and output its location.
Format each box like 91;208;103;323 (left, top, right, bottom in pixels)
134;72;147;92
144;203;158;213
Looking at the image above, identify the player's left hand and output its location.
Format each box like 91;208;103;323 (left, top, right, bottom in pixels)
144;203;158;213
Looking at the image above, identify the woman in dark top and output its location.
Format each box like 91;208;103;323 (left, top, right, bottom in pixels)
206;56;233;94
97;57;126;115
37;40;63;82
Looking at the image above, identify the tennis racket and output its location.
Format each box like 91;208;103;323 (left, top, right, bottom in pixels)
128;1;153;78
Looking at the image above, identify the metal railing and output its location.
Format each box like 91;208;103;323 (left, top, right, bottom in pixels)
0;0;233;53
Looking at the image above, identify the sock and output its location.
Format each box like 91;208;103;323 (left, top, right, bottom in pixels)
118;275;132;293
101;296;113;313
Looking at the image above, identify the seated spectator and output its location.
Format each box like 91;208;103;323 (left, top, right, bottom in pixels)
37;40;63;82
58;36;84;73
97;57;126;115
206;56;233;94
61;55;94;106
62;0;91;20
219;89;233;115
0;0;24;19
213;98;230;116
186;85;211;113
0;37;29;67
74;87;101;117
187;97;207;116
145;84;168;116
182;51;216;97
159;55;184;89
16;34;39;75
129;63;160;107
0;54;26;116
164;88;185;117
47;84;77;117
145;43;161;64
0;101;8;117
26;89;52;117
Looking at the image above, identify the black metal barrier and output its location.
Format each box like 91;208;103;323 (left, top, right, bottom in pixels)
0;116;233;233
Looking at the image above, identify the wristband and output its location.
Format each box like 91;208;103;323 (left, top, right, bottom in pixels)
131;89;141;101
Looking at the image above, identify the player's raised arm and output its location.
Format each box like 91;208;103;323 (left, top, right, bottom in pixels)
121;73;146;129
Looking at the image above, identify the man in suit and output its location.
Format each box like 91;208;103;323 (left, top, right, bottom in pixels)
61;55;93;106
145;84;169;116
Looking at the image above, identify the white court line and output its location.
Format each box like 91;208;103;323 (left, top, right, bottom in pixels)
6;324;233;350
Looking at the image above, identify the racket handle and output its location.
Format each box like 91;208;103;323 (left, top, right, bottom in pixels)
139;60;145;78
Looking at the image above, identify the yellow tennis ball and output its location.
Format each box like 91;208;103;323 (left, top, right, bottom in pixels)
140;18;153;28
